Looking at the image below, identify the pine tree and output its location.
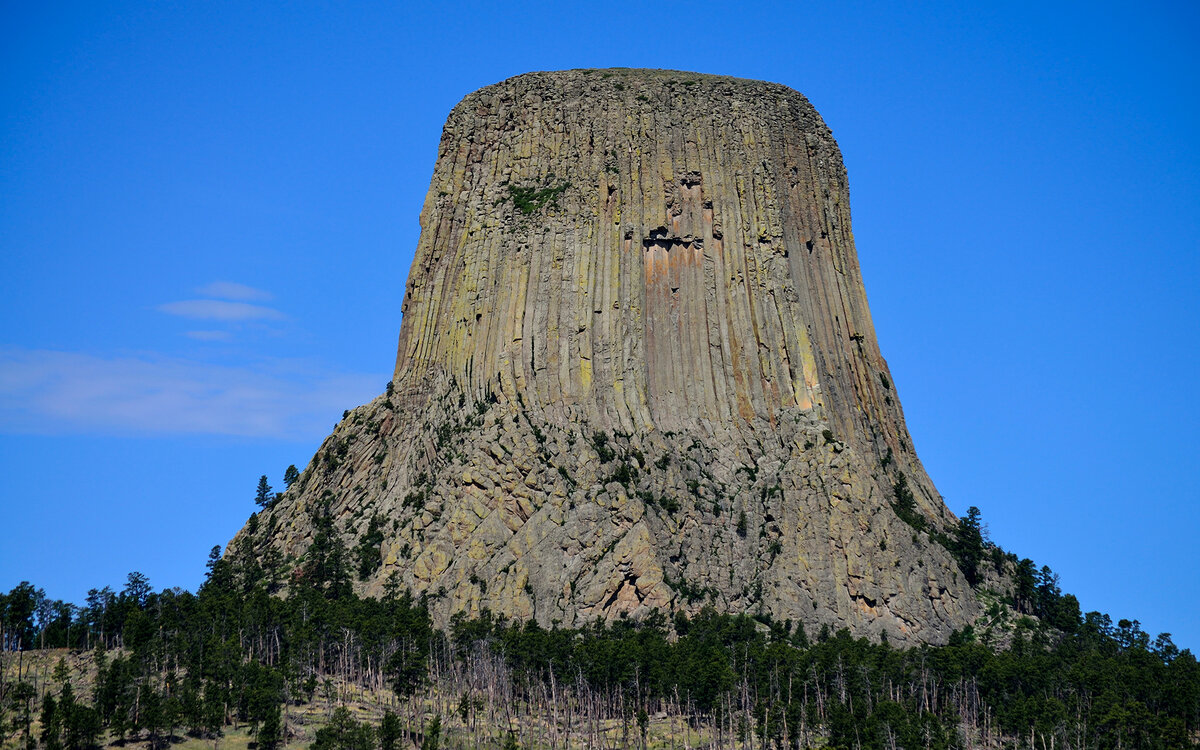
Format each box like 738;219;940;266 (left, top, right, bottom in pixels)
255;703;283;750
283;464;299;489
255;475;273;508
354;513;386;580
952;506;985;586
420;715;441;750
304;497;351;598
65;701;100;750
52;658;69;685
40;694;61;750
10;681;35;749
379;710;402;750
890;473;925;530
140;687;164;750
312;707;374;750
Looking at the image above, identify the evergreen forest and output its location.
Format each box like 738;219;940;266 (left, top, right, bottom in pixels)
2;526;1197;750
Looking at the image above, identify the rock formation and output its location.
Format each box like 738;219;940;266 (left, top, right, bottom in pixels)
238;69;986;644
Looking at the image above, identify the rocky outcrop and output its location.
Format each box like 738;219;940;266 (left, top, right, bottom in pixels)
238;69;984;645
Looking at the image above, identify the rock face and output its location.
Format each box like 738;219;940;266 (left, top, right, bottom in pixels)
240;69;984;644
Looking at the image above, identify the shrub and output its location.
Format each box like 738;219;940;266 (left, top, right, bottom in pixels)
508;181;570;215
591;431;615;463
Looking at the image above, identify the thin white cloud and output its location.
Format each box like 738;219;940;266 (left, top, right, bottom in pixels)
197;281;273;302
158;300;286;322
186;330;233;342
0;348;383;439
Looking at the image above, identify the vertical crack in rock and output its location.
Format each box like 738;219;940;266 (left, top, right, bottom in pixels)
236;68;985;645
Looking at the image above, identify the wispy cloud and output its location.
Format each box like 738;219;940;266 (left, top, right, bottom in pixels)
0;348;383;439
158;300;286;322
197;281;273;302
185;330;233;342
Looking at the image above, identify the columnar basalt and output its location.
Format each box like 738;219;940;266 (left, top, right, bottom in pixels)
239;69;985;644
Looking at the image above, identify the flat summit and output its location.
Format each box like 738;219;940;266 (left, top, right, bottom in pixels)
238;69;988;644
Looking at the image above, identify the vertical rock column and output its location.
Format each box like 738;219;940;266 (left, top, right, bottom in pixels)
243;69;981;646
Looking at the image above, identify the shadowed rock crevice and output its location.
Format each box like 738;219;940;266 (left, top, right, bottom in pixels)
236;68;988;646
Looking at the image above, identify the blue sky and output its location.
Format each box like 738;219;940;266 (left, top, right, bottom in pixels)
2;1;1197;646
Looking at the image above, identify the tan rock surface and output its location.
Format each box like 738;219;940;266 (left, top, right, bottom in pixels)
236;69;984;644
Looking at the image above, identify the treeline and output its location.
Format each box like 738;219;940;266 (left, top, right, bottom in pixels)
2;536;1198;748
1;542;433;750
438;606;1199;749
887;473;1090;641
